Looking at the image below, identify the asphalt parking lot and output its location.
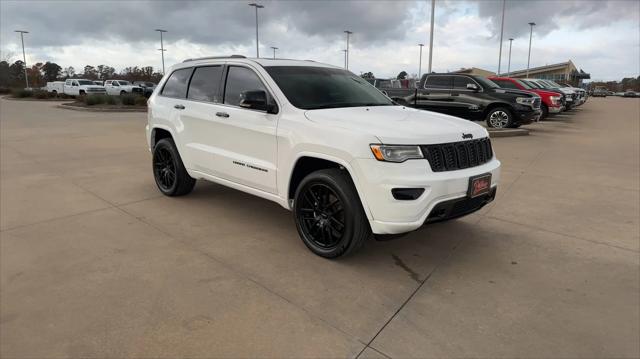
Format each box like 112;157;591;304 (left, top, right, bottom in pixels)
1;97;639;358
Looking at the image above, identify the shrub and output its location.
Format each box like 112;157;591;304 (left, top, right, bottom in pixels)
0;87;10;95
121;94;136;106
104;95;117;105
11;89;33;98
84;94;106;106
33;90;50;99
134;96;147;106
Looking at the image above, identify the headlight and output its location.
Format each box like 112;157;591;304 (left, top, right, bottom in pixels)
516;97;536;106
550;96;561;105
370;145;423;163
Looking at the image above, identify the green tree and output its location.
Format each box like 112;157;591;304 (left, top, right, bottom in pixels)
63;66;75;79
0;61;9;87
42;62;62;82
360;71;375;79
396;71;408;80
97;65;115;80
83;65;98;79
9;60;26;87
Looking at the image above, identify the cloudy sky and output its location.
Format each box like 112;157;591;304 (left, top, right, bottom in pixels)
1;0;638;81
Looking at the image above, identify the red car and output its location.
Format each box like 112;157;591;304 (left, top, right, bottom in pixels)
489;77;563;120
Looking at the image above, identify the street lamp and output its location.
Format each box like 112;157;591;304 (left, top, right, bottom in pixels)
270;46;278;59
418;44;424;80
248;3;264;58
155;29;167;74
526;22;536;78
341;49;347;69
497;0;506;74
343;30;352;70
427;0;435;73
507;38;514;76
14;30;29;89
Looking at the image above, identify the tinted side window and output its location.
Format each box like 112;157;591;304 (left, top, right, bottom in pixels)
162;68;192;98
188;66;223;103
425;76;452;89
492;79;519;89
224;66;266;107
453;76;477;89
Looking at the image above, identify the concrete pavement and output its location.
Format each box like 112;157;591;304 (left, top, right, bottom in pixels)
1;97;638;358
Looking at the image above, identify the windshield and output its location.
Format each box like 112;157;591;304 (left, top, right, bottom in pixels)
515;79;532;89
547;80;563;87
523;80;541;89
118;80;130;85
77;80;95;86
265;66;394;110
476;77;499;89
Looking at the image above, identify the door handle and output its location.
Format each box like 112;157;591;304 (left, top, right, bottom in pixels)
174;104;185;110
216;112;230;118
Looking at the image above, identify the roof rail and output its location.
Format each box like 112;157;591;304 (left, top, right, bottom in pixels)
183;55;246;63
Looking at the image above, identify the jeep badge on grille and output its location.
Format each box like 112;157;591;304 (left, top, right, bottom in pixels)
462;133;473;139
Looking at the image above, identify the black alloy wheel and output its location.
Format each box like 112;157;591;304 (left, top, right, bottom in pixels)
152;138;196;196
153;146;176;192
296;183;346;249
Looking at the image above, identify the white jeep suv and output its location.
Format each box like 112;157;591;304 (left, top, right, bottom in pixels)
146;56;500;258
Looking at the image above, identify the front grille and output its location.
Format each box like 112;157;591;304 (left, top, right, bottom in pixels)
533;97;541;109
421;138;493;172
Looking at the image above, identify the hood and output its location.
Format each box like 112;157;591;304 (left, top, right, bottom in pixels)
534;89;562;98
491;88;538;97
304;105;488;145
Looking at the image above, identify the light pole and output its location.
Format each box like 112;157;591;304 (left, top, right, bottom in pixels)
248;3;264;58
526;22;536;78
14;30;29;89
270;46;278;59
507;38;513;76
427;0;435;73
342;49;347;69
155;29;167;74
497;0;506;74
418;44;424;80
343;30;352;70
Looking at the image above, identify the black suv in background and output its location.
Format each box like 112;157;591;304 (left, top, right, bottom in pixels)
383;74;542;128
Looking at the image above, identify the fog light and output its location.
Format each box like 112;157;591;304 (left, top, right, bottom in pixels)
391;188;425;200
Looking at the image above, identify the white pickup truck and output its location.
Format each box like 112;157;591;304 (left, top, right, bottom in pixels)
104;80;144;96
55;79;106;96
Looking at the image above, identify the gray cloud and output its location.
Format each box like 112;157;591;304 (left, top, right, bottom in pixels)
0;0;413;49
477;0;639;40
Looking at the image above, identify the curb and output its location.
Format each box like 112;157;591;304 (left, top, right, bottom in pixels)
487;128;529;138
57;103;147;113
1;95;69;102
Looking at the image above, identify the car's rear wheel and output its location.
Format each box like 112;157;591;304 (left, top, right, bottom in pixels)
152;138;195;196
120;90;126;96
486;107;514;128
293;168;370;258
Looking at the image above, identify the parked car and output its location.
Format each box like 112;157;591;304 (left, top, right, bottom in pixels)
555;82;588;105
46;81;65;96
58;79;106;97
104;80;144;96
383;73;541;128
365;78;401;89
132;81;157;97
146;56;500;258
522;79;576;110
489;77;564;120
591;87;608;97
623;90;639;97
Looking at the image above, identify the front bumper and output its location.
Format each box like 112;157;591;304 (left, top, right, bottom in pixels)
514;108;541;124
350;157;501;234
548;105;563;113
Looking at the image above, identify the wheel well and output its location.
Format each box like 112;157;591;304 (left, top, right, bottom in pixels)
151;128;172;148
288;157;343;199
483;102;513;117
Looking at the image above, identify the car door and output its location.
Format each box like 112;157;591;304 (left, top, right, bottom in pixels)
420;75;454;114
210;64;278;194
449;75;483;118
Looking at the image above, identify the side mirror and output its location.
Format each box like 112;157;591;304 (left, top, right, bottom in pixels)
239;90;269;111
466;83;479;91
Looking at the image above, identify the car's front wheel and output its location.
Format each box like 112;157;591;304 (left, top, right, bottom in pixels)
152;138;196;196
293;168;371;258
486;107;514;128
540;104;549;120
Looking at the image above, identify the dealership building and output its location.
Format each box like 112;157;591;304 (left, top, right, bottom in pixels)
505;60;590;86
450;60;590;87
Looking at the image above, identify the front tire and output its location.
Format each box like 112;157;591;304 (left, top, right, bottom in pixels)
152;138;196;196
120;90;126;96
293;168;371;258
486;107;514;128
540;104;549;120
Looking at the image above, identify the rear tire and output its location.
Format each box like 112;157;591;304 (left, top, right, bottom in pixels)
293;168;371;258
152;138;196;196
485;107;514;128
